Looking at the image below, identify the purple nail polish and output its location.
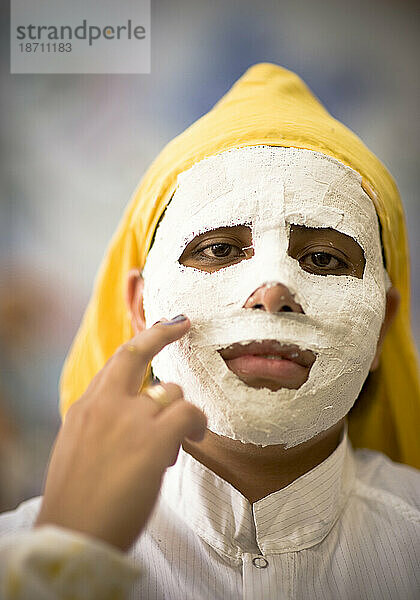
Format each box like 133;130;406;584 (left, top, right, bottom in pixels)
162;314;187;325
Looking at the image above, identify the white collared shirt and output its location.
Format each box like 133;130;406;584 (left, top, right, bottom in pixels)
1;429;419;599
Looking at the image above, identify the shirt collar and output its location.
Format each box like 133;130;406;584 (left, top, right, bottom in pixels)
159;425;355;561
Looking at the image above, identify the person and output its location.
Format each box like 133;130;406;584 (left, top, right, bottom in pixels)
1;63;419;600
0;321;207;599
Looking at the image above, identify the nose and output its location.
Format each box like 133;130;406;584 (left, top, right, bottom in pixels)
244;282;304;314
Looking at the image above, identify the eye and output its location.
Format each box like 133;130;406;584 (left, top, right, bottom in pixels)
287;225;365;278
179;226;254;272
194;242;244;261
300;251;348;273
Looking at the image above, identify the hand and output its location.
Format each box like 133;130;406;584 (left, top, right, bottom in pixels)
34;315;207;552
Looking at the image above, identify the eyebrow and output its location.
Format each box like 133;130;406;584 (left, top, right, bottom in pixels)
288;225;364;248
184;224;252;242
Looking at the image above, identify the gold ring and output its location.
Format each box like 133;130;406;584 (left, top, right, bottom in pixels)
142;384;172;408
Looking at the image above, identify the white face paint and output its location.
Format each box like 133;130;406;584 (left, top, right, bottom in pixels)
142;146;388;447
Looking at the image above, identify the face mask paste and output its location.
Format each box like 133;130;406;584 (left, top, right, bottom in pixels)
142;146;388;447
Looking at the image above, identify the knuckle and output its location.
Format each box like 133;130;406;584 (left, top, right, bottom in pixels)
65;399;93;429
77;401;96;425
177;401;200;421
64;400;80;424
122;342;147;358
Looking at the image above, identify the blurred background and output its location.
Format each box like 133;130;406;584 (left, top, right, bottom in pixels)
0;0;419;510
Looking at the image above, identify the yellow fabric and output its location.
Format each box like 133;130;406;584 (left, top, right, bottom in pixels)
59;63;420;468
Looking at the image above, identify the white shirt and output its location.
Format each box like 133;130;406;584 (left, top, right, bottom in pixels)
1;429;419;599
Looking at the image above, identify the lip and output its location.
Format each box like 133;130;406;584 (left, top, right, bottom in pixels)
218;340;316;391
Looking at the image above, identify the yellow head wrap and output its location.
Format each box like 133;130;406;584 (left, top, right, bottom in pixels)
60;63;419;468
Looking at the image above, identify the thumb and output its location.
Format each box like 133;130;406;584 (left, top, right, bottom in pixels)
155;401;207;466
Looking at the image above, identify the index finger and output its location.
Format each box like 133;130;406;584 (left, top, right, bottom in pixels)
106;315;190;395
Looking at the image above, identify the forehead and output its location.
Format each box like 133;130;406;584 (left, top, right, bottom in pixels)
153;146;380;260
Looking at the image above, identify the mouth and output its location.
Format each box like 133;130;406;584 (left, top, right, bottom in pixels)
218;340;316;391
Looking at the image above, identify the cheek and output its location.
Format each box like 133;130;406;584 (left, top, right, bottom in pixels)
300;274;365;314
145;257;258;322
298;270;386;343
143;261;211;326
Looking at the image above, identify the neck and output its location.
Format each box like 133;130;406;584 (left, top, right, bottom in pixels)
182;418;346;503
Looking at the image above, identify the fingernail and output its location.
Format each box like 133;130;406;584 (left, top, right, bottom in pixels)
161;314;187;325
